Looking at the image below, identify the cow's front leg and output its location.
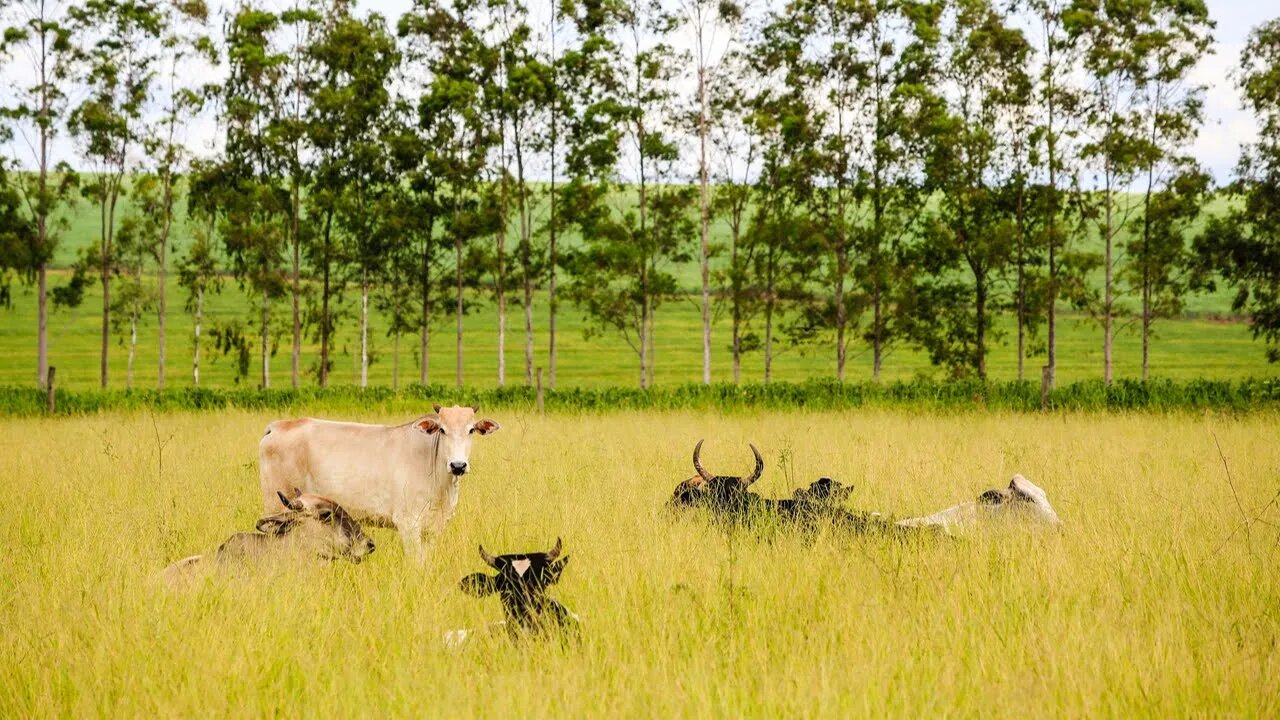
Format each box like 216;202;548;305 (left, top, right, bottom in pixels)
395;517;429;564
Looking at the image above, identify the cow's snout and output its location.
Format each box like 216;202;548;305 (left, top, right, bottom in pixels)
450;461;469;476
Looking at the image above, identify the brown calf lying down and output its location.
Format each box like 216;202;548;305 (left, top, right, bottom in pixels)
160;491;375;587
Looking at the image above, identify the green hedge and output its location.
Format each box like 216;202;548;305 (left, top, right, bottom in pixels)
3;377;1280;416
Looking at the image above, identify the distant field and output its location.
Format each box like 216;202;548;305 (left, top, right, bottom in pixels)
4;180;1274;389
1;269;1277;390
1;409;1276;715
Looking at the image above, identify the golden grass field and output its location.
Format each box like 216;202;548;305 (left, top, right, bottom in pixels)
1;408;1278;717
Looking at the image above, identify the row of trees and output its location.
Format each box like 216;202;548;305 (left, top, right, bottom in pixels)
2;0;1279;390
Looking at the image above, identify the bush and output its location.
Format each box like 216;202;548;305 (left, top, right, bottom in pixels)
3;377;1280;416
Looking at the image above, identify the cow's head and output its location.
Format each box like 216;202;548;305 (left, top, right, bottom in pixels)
460;538;570;625
256;490;376;562
977;474;1062;525
670;440;764;510
792;477;854;505
414;404;501;477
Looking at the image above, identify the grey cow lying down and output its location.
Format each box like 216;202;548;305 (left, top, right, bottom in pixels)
896;474;1061;533
160;491;375;588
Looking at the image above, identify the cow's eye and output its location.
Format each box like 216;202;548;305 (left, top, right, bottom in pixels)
468;427;476;434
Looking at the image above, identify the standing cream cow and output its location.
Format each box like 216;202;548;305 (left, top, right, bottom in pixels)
259;404;500;562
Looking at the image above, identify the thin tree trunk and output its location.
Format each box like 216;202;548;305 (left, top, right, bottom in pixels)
127;313;137;390
320;212;333;388
1016;179;1026;381
261;285;270;390
360;270;369;388
35;22;50;389
393;331;400;391
976;275;987;380
698;63;711;385
514;123;533;386
455;233;464;389
1044;15;1059;390
835;250;847;382
548;5;559;390
497;168;508;388
764;292;774;385
420;215;434;385
291;177;301;389
193;288;203;386
1103;172;1113;385
158;174;171;391
731;223;741;384
100;190;113;389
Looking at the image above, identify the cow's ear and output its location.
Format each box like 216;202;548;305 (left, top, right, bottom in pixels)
256;514;297;536
473;419;500;436
548;556;570;582
978;489;1007;505
416;417;442;435
460;573;498;597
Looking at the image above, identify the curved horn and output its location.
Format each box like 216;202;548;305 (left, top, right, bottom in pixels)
546;537;563;561
744;444;764;486
692;439;713;482
478;544;499;569
277;490;303;512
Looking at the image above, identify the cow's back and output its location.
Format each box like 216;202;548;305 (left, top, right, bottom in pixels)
259;417;425;521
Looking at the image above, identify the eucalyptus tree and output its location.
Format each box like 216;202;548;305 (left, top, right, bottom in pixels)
401;0;495;389
1028;0;1081;389
679;0;744;385
146;0;214;389
479;0;549;386
211;3;291;389
111;178;162;389
1;0;80;387
709;48;763;383
1067;0;1166;383
1196;19;1280;363
67;0;162;389
175;213;222;386
740;66;823;383
277;2;322;389
914;0;1030;379
310;8;399;389
1125;0;1212;381
568;0;694;388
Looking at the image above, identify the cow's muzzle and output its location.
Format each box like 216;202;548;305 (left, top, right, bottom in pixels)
450;462;469;476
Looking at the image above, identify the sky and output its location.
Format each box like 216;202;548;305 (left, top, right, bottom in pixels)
1;0;1274;186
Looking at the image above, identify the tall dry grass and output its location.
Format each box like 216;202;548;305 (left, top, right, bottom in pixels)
1;408;1277;717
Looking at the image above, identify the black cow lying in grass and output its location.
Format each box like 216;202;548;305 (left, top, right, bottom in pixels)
444;538;580;647
669;440;913;536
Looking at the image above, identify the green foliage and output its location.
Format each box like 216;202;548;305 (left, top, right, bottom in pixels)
4;376;1280;416
1196;19;1280;363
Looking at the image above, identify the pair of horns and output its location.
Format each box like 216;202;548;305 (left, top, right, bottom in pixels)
478;537;563;568
692;439;763;486
433;403;481;413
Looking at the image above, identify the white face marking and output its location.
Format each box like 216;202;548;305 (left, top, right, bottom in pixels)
512;559;532;577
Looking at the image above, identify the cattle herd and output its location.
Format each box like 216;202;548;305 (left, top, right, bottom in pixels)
162;405;1062;645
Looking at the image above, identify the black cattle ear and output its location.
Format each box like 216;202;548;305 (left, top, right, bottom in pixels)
548;556;570;582
460;572;498;597
256;514;297;536
978;489;1007;505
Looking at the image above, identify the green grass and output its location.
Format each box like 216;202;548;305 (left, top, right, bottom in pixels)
1;268;1276;391
5;179;1273;390
1;408;1277;715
